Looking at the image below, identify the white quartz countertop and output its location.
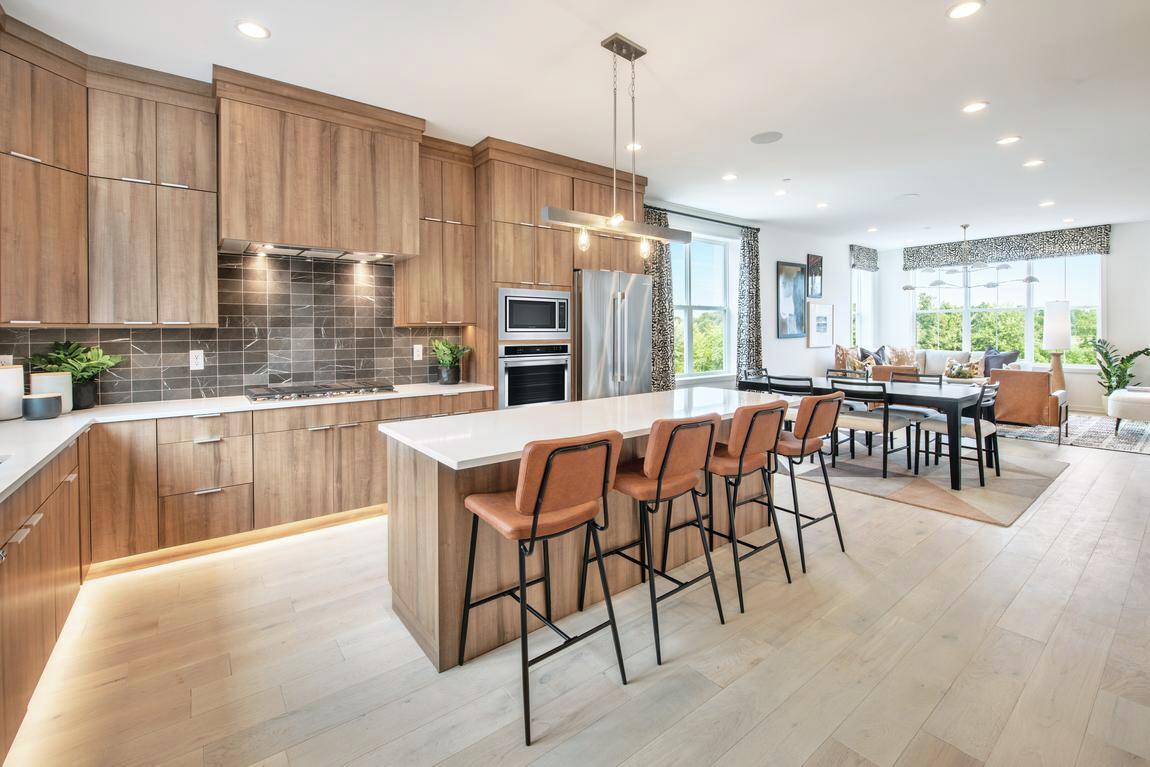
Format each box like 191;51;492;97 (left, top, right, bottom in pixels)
0;382;492;505
379;387;786;470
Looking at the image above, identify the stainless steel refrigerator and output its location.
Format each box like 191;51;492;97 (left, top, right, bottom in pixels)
573;269;653;400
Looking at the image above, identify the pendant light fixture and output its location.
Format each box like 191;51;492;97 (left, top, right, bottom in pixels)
542;33;691;253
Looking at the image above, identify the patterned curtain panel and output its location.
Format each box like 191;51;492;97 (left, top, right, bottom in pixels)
903;224;1111;270
849;244;879;272
736;226;763;380
644;206;675;391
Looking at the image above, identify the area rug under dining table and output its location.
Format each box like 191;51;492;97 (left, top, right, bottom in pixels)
791;442;1068;527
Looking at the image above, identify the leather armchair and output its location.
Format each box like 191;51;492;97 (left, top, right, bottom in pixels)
989;369;1067;427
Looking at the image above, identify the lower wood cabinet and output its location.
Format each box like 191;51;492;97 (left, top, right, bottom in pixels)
159;484;253;548
157;435;253;496
333;421;390;514
89;420;159;562
254;426;336;528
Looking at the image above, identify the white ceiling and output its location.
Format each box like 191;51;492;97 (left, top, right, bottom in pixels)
10;0;1149;249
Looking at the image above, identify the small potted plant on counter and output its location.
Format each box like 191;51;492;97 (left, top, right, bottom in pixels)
26;342;123;410
431;338;471;386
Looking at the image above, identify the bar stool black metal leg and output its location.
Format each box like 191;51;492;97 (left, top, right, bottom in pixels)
707;472;719;544
576;525;591;611
788;457;807;573
725;477;745;613
517;545;531;746
691;489;725;625
819;450;845;553
542;539;553;621
589;524;627;686
639;504;662;665
764;472;792;584
458;515;479;667
637;500;647;584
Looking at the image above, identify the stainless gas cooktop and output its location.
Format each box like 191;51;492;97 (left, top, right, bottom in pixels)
244;380;396;401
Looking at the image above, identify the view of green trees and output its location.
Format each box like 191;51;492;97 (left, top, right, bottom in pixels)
673;310;725;374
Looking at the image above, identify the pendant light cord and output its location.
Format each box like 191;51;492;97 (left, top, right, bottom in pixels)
611;53;618;217
630;58;637;222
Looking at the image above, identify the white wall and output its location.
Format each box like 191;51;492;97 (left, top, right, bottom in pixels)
877;248;915;348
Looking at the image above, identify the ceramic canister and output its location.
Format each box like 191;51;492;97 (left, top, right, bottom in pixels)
30;372;73;413
23;393;62;420
0;365;23;420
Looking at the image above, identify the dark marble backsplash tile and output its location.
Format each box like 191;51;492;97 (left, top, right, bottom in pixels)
0;255;461;405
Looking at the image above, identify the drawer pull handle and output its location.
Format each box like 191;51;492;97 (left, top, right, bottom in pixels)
8;528;30;545
426;320;442;324
518;222;535;227
193;437;223;444
10;151;41;163
425;217;442;222
444;219;462;225
123;321;154;325
334;423;360;429
161;321;191;325
9;319;41;324
307;426;332;432
65;473;78;483
194;487;223;495
160;182;190;189
192;413;223;419
25;512;44;528
120;177;153;185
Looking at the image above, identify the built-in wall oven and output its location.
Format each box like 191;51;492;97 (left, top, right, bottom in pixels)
498;344;571;409
498;288;570;341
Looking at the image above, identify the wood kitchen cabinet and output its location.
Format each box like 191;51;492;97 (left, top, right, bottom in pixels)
334;421;390;513
89;420;159;562
395;220;475;326
156;103;216;192
157;435;253;497
442;224;476;324
535;227;574;287
0;50;87;174
87;89;156;183
490;161;535;225
575;233;645;274
574;178;644;222
0;154;88;324
421;155;475;226
491;221;535;286
534;169;572;226
157;187;217;324
332;124;420;255
159;485;253;548
88;178;157;324
254;427;336;528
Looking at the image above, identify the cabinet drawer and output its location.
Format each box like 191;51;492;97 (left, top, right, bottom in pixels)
159;484;253;548
253;401;384;433
444;391;492;414
401;395;449;418
157;435;253;496
157;412;252;444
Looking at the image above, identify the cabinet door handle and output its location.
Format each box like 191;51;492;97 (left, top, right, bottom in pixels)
518;281;535;286
448;320;464;324
123;321;154;325
120;177;153;185
518;222;535;227
65;473;78;483
193;437;223;444
426;320;442;324
192;413;223;419
9;319;41;324
160;182;190;189
8;528;30;545
444;219;462;225
307;425;332;432
194;487;223;495
425;217;442;222
161;321;191;325
537;282;553;286
9;151;41;163
25;512;44;528
334;423;360;429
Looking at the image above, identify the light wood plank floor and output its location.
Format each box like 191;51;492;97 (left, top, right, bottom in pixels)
6;439;1150;766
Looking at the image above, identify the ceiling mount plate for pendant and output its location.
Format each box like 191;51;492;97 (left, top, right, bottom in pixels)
600;33;646;61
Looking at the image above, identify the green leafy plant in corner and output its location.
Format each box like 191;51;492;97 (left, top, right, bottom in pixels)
25;341;123;383
430;338;471;368
1090;338;1150;396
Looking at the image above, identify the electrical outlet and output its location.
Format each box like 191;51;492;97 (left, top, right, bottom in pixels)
189;349;205;371
413;344;423;362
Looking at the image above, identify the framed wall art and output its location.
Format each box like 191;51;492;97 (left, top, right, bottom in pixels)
807;301;834;347
807;253;823;299
776;261;807;338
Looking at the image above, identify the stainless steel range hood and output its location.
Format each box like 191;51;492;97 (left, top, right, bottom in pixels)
218;239;396;263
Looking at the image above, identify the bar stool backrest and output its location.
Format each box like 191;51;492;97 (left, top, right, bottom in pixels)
643;414;720;479
516;430;624;515
727;401;788;459
767;375;815;396
794;391;845;439
871;365;917;382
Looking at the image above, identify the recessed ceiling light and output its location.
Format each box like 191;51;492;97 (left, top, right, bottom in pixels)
1039;200;1056;207
1063;217;1075;223
996;135;1021;145
962;101;989;113
867;227;878;233
947;1;985;19
750;131;784;145
1022;159;1045;168
236;20;271;39
721;172;738;181
775;189;787;197
816;202;829;209
626;142;642;151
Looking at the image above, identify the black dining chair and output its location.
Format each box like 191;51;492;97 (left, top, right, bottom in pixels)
829;379;913;477
916;382;1001;485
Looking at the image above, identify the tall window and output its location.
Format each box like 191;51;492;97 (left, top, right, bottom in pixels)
912;253;1101;364
850;269;877;348
670;237;732;376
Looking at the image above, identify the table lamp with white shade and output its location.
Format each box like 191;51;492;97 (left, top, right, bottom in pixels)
1043;299;1071;392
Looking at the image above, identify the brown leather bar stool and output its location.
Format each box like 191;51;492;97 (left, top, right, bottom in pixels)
578;414;725;666
458;430;626;746
704;400;792;613
774;392;846;573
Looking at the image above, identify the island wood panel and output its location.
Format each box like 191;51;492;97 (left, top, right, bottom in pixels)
442;223;475;325
156;411;252;444
89;420;159;562
334;421;390;513
441;160;475;225
156;435;253;497
87;89;156;182
159;484;253;548
87;177;157;323
156;186;217;325
0;50;87;174
534;227;573;287
0;156;88;324
387;421;769;671
253;427;335;528
489;161;534;225
155;102;216;191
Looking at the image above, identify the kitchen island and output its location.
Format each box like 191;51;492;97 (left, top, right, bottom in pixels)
380;387;785;671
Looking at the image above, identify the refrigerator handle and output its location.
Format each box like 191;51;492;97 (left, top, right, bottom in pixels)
611;292;621;383
619;291;628;382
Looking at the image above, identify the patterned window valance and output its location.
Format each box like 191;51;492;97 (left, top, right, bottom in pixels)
849;244;879;272
902;224;1110;271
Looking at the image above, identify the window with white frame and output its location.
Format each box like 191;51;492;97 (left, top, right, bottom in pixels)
670;237;734;376
850;268;877;348
912;253;1101;364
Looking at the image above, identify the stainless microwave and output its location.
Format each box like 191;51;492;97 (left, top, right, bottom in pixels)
498;287;570;340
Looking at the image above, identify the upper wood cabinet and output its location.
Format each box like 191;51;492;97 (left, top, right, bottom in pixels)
490;162;535;225
575;232;644;274
443;224;476;324
0;155;88;324
88;178;158;324
332;125;419;255
0;50;87;174
155;103;216;192
421;154;475;225
490;221;535;286
534;170;572;226
87;89;156;183
535;227;573;287
573;178;643;222
395;220;475;326
157;187;217;325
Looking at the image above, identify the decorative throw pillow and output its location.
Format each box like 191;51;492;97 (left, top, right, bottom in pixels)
834;344;858;370
983;348;1020;373
859;346;887;365
849;355;878;372
945;358;980;379
880;345;917;367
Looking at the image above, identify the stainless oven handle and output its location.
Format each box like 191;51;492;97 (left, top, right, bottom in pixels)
500;358;570;368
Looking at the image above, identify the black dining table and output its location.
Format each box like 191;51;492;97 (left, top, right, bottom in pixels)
738;376;984;491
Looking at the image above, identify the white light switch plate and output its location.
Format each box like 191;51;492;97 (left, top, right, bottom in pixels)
413;344;423;362
189;349;205;371
0;354;12;365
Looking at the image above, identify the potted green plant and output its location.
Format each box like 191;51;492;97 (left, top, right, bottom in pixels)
25;342;123;410
1090;338;1150;409
430;338;471;385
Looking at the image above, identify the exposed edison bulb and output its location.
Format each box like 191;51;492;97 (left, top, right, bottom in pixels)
577;228;591;252
608;213;625;227
639;238;651;258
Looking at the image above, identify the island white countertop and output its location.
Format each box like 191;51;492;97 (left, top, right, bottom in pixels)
379;387;787;470
0;382;492;505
